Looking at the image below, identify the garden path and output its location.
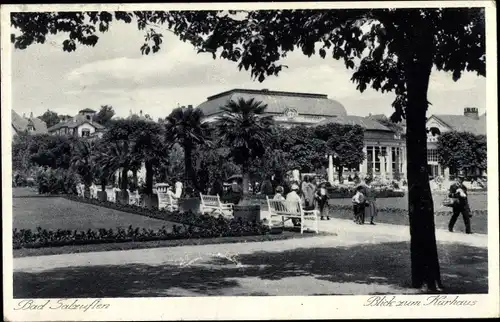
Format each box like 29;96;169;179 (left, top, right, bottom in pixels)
13;218;488;297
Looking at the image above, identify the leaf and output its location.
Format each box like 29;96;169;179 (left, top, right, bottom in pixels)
319;48;326;59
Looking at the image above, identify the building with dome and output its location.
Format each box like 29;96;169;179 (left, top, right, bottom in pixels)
197;88;348;127
196;88;407;180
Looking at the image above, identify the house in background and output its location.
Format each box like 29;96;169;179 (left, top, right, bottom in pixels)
426;107;486;179
47;108;106;139
11;110;48;139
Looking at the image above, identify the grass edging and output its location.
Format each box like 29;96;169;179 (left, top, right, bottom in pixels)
14;230;334;258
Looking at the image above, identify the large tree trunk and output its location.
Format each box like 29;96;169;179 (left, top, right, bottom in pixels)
403;21;442;291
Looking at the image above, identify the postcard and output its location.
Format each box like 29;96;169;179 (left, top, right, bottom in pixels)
2;1;498;320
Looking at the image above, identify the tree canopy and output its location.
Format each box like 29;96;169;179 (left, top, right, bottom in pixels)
11;9;485;121
94;105;115;126
437;131;487;175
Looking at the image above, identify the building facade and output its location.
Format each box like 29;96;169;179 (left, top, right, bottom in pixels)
196;88;407;181
426;107;486;179
47;108;106;139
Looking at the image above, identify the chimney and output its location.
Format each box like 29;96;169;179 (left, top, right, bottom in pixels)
464;107;479;120
140;110;143;117
30;112;33;118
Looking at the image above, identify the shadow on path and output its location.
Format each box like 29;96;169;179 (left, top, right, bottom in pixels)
14;241;487;297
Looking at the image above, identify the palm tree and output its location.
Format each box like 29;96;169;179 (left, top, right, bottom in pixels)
165;106;211;192
130;121;169;195
70;139;95;198
95;141;131;190
216;98;275;195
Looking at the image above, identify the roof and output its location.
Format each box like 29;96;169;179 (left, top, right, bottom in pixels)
48;118;104;132
197;89;348;117
11;110;29;133
431;114;486;135
79;108;96;113
11;110;48;134
315;115;392;131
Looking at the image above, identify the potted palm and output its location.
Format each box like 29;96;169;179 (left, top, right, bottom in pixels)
165;106;212;213
70;140;94;199
215;97;275;223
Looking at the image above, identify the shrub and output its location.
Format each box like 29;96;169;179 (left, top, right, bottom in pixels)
35;167;78;195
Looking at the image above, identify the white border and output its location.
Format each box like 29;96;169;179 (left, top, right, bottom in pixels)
2;1;498;320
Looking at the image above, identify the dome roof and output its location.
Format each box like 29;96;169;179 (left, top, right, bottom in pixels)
196;89;347;118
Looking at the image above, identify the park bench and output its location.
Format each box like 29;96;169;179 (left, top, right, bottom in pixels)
156;183;179;211
199;193;234;217
266;197;319;234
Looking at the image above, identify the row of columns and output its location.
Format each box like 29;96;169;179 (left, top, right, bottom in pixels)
327;145;408;184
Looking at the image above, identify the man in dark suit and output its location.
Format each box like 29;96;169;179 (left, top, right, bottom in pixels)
448;173;472;234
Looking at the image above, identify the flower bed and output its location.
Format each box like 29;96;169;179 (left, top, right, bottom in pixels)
12;219;272;249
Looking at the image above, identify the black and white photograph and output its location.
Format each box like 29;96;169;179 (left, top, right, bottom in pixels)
2;1;498;320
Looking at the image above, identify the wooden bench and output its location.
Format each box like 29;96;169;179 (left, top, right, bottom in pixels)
200;193;234;217
266;197;319;234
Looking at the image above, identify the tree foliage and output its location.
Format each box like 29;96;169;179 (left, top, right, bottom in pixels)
94;105;115;126
437;131;487;175
315;123;365;179
216;98;275;194
165;106;211;191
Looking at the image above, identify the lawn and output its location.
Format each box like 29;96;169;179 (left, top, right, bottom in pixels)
13;196;176;231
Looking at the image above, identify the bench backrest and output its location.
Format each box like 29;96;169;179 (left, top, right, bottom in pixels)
266;196;302;216
200;193;222;208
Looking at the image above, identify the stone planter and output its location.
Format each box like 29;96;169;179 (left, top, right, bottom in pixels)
233;205;261;223
115;190;129;205
97;191;107;202
143;194;158;209
179;197;201;214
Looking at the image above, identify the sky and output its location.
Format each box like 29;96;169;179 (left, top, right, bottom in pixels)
11;18;486;120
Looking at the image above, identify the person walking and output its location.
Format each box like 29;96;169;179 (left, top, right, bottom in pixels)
316;183;330;220
302;175;316;211
352;185;367;224
448;173;472;234
359;177;378;225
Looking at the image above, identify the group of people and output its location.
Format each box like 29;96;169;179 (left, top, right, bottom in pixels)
271;175;329;226
268;175;380;227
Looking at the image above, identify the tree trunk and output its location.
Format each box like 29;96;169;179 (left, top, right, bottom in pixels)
337;166;344;183
145;161;154;195
403;24;442;291
83;184;91;198
121;167;128;190
242;163;250;195
133;170;138;187
183;143;196;191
